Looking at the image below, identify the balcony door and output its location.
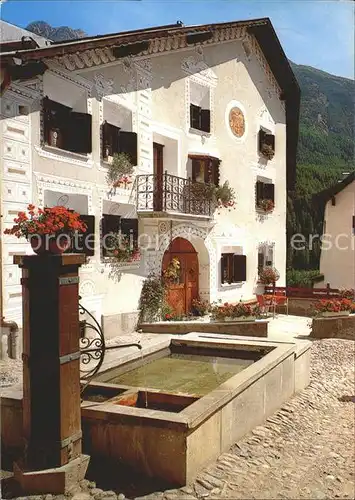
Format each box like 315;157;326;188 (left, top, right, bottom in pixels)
162;237;199;316
153;142;164;211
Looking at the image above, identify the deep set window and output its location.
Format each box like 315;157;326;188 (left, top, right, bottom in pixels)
43;97;92;154
101;214;138;257
190;104;211;133
189;81;211;133
258;129;275;157
71;215;95;257
256;180;275;206
190;155;220;186
258;245;274;275
221;253;247;284
102;121;138;165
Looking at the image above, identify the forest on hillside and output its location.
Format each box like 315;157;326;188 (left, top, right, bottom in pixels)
288;63;354;271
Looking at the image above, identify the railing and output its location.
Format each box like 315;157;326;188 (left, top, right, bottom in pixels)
79;297;141;395
264;284;340;299
135;172;213;217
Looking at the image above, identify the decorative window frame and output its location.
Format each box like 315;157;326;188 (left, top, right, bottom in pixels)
35;173;95;271
98;94;138;173
225;100;248;143
38;63;94;167
182;54;217;137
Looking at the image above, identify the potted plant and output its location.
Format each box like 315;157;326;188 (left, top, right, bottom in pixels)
210;301;233;321
214;181;236;211
313;299;353;318
4;204;87;255
257;199;275;213
163;257;181;283
260;143;275;160
259;266;280;285
106;152;134;194
226;302;260;322
191;297;210;317
106;233;140;263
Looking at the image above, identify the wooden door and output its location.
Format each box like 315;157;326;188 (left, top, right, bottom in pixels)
162;238;199;316
153;142;164;211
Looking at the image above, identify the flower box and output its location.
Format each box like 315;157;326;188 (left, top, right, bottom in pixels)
224;316;256;322
318;311;350;318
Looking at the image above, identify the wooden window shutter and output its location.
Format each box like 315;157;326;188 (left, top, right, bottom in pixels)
258;129;266;152
73;215;95;256
221;253;229;284
201;109;211;133
119;131;137;165
120;218;138;248
102;214;121;236
212;159;220;186
258;252;264;273
190;104;201;129
256;181;264;204
68;112;92;154
265;133;275;150
102;214;121;257
263;183;275;202
103;121;120;157
233;254;247;282
191;159;200;182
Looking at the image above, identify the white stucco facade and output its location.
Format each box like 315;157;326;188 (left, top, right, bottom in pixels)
319;180;355;290
0;24;289;332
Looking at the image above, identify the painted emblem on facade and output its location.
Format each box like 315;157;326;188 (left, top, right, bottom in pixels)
229;107;245;137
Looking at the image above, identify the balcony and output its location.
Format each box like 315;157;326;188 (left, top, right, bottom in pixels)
135;173;213;219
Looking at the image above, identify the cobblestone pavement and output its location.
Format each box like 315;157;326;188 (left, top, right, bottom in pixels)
2;339;354;500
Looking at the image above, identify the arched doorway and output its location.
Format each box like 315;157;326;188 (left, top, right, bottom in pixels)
162;237;199;316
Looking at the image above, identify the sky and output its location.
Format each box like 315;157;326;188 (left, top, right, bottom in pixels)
1;0;354;79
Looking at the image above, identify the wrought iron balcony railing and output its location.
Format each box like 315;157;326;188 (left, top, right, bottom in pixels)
135;172;213;217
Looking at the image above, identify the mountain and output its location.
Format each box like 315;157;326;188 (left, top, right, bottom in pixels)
26;21;87;42
287;63;354;270
291;62;354;197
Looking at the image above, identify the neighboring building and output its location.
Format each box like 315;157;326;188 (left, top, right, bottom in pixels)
0;19;300;336
318;173;355;290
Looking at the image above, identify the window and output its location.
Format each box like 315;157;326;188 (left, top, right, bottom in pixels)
189;81;210;133
43;97;92;154
256;180;275;208
258;128;275;158
221;253;247;284
102;121;137;165
101;214;138;257
258;245;274;275
190;155;220;185
71;215;95;257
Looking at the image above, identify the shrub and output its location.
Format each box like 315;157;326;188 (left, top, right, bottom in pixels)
139;275;166;322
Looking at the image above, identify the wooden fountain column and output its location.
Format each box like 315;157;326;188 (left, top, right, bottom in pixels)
13;253;89;495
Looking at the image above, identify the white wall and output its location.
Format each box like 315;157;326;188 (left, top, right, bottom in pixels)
320;182;355;289
1;31;288;327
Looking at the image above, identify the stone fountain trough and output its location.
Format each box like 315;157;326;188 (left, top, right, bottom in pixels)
1;334;311;487
80;334;311;486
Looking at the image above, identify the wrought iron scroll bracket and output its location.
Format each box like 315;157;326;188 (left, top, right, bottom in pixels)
78;296;142;396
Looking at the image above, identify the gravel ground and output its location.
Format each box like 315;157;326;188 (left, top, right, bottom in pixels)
1;338;354;500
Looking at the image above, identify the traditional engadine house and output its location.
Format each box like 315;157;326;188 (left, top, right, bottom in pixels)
318;172;355;290
0;18;300;336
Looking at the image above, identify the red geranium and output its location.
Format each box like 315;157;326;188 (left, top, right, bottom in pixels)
4;205;87;240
